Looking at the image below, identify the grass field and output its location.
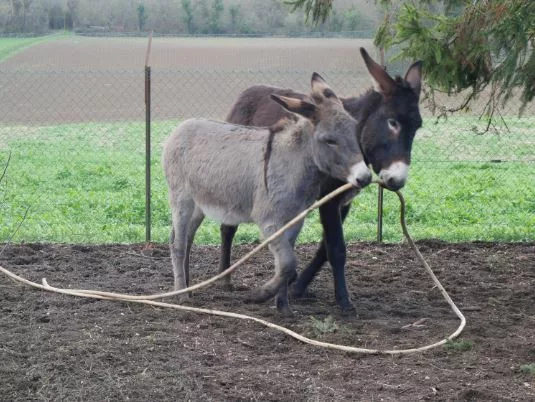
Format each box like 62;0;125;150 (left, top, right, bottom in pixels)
1;116;533;244
1;35;533;243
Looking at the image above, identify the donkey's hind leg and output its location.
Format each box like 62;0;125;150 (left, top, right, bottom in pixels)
218;224;238;289
169;198;195;294
184;206;205;287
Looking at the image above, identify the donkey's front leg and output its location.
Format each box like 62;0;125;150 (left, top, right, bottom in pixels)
292;202;355;313
319;201;355;313
324;203;355;314
274;224;302;314
248;232;297;314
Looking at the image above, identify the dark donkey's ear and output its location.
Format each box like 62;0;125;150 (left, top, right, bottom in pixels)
360;47;396;97
270;94;316;119
404;60;423;99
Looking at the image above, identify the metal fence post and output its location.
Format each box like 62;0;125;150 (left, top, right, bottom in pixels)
145;32;153;244
376;47;386;243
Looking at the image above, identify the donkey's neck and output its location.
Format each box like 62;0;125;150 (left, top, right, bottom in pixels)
268;118;325;198
342;89;382;144
275;118;317;167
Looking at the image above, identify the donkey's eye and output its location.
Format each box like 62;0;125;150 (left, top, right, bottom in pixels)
325;139;338;147
388;118;400;131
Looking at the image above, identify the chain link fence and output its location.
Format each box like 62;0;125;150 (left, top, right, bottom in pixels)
1;35;533;243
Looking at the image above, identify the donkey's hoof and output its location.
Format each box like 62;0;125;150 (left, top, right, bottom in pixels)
244;287;277;304
290;282;315;299
175;291;191;303
339;301;358;316
216;280;234;291
276;297;293;316
277;305;293;316
179;295;191;303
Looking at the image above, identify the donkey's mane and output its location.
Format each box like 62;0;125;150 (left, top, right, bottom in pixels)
263;115;299;192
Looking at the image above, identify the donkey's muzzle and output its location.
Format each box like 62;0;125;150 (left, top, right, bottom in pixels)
379;161;409;191
347;161;372;189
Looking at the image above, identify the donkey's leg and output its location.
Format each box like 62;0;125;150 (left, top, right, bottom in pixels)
322;201;355;313
169;199;195;294
294;201;355;313
274;223;302;314
184;206;205;288
218;224;238;289
248;226;298;313
292;202;351;298
291;241;326;298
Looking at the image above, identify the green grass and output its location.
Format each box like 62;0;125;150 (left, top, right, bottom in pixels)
0;116;534;243
520;363;535;376
306;315;339;338
0;33;68;62
444;339;473;352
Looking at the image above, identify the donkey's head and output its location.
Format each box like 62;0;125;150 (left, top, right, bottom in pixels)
270;73;371;189
357;48;423;191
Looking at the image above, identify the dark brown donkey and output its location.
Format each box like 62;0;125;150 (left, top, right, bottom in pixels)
220;48;423;314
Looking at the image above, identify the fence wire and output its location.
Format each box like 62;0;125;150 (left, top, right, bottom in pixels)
0;45;533;244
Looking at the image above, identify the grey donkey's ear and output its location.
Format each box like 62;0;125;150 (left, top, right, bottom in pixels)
270;94;316;119
311;72;337;99
360;47;396;97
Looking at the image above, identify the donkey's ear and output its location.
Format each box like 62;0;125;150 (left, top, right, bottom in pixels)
270;94;316;119
310;72;337;99
404;60;423;99
360;47;396;97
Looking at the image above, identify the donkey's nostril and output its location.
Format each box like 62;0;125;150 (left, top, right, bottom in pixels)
356;177;369;188
356;173;372;189
386;177;404;191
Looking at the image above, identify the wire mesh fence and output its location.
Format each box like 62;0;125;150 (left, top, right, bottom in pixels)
0;36;533;244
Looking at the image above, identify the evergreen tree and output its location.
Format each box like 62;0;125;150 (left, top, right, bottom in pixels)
288;0;535;115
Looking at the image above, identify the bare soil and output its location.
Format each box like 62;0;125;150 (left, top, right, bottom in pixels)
4;37;529;125
1;241;534;401
0;37;375;124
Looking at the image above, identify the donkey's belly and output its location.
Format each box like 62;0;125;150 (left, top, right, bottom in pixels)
197;202;251;226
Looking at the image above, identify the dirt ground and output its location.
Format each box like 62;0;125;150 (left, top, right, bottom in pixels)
1;241;534;401
0;37;375;124
3;36;528;125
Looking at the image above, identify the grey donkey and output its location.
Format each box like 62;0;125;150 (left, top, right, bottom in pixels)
162;73;371;313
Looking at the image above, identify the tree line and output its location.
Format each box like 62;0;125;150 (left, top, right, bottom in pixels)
0;0;379;36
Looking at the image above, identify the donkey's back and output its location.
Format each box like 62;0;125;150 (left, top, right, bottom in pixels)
227;85;307;126
163;118;270;225
164;118;268;178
